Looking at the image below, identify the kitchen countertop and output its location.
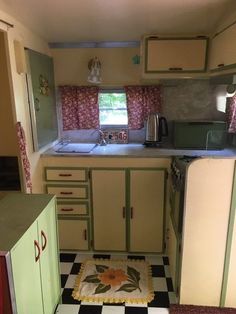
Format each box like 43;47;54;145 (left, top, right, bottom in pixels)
42;143;236;158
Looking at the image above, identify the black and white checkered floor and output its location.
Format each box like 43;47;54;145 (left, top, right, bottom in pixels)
56;252;176;314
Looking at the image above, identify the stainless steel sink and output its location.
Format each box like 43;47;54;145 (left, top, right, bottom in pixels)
56;143;97;153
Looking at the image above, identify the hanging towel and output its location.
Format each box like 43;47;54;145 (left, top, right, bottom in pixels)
16;122;32;193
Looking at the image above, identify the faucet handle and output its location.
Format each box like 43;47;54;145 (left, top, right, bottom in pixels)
98;130;107;146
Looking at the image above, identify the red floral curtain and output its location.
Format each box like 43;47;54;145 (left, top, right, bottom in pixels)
16;122;32;193
124;85;162;129
226;94;236;133
59;86;99;130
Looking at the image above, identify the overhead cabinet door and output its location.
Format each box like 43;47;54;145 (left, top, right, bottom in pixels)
145;37;208;73
209;23;236;71
129;169;165;252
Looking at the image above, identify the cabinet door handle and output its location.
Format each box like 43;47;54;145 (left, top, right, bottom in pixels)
61;208;74;212
130;207;134;219
169;67;183;71
59;173;72;177
34;240;41;262
122;206;126;218
84;229;87;241
41;230;47;251
60;191;73;195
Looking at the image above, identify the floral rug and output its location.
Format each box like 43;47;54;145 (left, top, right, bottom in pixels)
72;259;154;304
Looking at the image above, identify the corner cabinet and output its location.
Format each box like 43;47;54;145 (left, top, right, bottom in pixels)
0;194;60;314
143;36;208;73
209;22;236;72
91;168;166;253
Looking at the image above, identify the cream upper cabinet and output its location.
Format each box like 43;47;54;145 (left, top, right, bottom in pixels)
92;169;126;251
144;36;208;73
129;169;165;252
209;23;236;72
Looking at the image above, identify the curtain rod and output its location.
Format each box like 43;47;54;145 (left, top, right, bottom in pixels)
0;19;14;28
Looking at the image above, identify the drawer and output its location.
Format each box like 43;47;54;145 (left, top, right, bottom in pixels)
57;201;88;215
46;185;88;199
58;218;89;250
45;168;87;181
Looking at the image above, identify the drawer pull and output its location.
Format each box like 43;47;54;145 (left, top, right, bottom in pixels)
122;206;126;218
130;207;134;219
84;229;87;241
59;173;72;177
217;63;224;67
60;191;73;195
34;240;41;262
169;67;183;71
41;230;47;251
61;208;74;212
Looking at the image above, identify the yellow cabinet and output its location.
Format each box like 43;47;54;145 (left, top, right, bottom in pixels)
129;169;165;252
58;218;89;250
209;23;236;72
92;169;126;251
44;166;91;250
144;36;208;73
91;168;166;253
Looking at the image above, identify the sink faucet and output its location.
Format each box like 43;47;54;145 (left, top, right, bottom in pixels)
98;129;107;146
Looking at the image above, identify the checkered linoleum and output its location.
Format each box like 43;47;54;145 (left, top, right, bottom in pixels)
56;252;176;314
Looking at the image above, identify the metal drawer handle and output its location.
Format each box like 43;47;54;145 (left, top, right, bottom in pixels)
61;208;74;212
59;173;72;177
217;63;224;67
122;206;126;218
130;207;134;219
41;230;47;251
84;229;87;241
34;240;41;262
169;67;183;71
60;191;73;195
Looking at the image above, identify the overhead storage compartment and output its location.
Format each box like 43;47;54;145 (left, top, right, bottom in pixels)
209;22;236;73
142;36;208;79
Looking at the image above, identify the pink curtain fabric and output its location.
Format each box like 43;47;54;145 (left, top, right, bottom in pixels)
16;122;32;193
226;95;236;133
125;85;162;129
60;86;99;130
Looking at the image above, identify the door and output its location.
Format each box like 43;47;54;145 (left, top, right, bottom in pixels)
92;169;126;251
129;169;165;252
11;222;44;314
37;201;60;314
58;219;89;250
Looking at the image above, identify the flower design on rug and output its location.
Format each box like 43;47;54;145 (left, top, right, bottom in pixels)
82;264;141;295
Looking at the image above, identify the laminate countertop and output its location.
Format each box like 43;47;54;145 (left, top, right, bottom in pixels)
42;143;236;158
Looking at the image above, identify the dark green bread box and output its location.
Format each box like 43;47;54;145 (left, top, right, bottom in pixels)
173;120;227;150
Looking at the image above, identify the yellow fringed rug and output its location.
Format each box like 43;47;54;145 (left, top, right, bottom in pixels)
72;259;154;304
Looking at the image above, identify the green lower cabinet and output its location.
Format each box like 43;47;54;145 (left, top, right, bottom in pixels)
58;218;90;250
11;222;44;314
9;196;60;314
38;203;60;314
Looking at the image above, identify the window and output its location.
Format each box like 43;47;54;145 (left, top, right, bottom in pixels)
98;90;128;126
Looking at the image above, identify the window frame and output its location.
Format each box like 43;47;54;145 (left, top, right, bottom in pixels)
98;88;128;128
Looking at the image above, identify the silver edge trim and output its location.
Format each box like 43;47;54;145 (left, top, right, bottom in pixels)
6;252;18;314
49;41;140;48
